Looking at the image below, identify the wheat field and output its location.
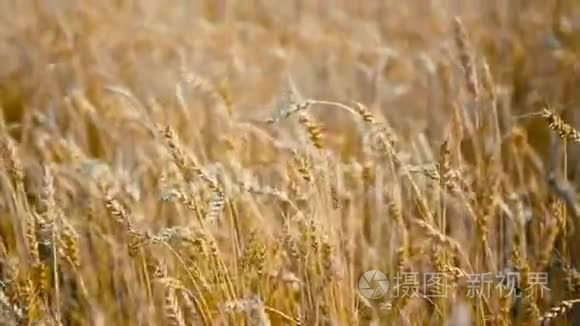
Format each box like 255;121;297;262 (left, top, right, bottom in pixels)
1;1;580;325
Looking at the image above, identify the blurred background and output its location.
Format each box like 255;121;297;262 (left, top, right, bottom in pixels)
1;1;580;171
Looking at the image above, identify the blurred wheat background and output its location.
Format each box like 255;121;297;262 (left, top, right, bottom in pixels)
1;0;580;325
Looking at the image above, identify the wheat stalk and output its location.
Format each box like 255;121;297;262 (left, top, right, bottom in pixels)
539;299;580;324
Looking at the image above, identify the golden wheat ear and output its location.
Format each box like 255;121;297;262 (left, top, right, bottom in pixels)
542;106;580;142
